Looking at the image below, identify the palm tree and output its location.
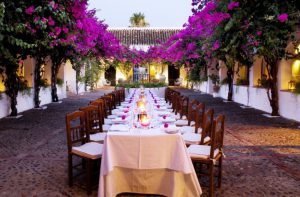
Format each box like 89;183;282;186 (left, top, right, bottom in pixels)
129;12;149;27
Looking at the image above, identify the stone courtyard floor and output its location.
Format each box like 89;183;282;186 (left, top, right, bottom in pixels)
0;87;299;197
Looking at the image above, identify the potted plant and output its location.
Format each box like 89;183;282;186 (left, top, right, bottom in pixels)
209;74;220;93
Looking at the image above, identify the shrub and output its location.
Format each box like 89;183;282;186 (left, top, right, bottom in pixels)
208;74;220;85
236;78;249;86
294;82;300;94
19;77;31;96
56;78;64;87
40;78;49;88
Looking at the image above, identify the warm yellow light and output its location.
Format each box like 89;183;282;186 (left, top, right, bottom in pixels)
140;115;150;126
288;80;296;90
295;45;300;54
292;60;300;77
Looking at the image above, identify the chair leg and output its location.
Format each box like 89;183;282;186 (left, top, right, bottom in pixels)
68;154;73;186
218;157;223;188
86;159;92;195
209;163;214;197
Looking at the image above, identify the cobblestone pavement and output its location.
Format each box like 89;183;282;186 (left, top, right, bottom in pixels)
0;87;299;197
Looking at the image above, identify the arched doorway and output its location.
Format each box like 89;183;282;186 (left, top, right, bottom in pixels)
168;64;180;86
105;66;116;86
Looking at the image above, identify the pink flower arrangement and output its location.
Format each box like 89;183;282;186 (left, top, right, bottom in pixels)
278;13;288;23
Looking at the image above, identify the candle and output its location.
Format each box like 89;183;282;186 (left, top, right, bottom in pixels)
140;116;150;127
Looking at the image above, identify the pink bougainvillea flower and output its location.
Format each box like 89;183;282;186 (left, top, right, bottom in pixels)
228;2;239;10
278;13;288;23
187;42;196;51
49;32;55;38
63;27;69;34
212;40;220;50
256;31;262;36
25;6;35;15
42;17;47;23
54;27;61;36
48;16;55;26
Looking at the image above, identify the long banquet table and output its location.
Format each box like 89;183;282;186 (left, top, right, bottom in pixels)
98;89;202;197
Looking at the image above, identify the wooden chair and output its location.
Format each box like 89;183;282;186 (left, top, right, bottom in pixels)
171;92;180;114
107;93;116;109
114;90;121;106
101;95;113;115
182;107;214;145
187;115;225;197
118;88;125;102
175;95;189;120
79;106;106;143
66;111;103;195
177;101;203;131
89;99;111;132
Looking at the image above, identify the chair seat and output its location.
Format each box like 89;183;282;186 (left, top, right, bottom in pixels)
72;142;103;160
175;119;195;126
104;118;112;125
90;132;107;143
188;145;220;159
179;126;201;134
183;133;210;145
175;114;187;120
103;124;110;132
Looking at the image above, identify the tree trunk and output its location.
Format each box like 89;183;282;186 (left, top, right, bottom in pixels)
34;58;43;108
269;62;279;116
5;64;19;116
227;67;234;101
51;61;61;102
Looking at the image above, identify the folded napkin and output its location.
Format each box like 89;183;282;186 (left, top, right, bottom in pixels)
115;111;129;116
111;109;121;115
160;117;176;123
109;124;129;132
111;117;129;124
156;106;167;111
156;111;171;116
160;125;179;134
107;115;117;119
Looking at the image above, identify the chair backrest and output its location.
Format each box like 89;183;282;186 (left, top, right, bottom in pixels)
194;103;205;131
79;105;103;133
178;95;189;118
210;115;225;158
114;90;121;106
101;95;113;114
172;92;181;113
187;100;200;124
65;111;88;153
200;108;214;144
90;99;106;120
107;93;116;109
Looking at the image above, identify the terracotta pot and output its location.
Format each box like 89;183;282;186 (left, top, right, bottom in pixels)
213;85;220;92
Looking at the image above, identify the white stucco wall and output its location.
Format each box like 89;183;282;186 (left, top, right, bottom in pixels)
124;87;166;98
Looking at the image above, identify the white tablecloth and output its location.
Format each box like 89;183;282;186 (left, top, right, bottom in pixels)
98;130;202;197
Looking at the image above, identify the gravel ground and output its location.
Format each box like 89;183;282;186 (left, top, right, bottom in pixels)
0;87;299;197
